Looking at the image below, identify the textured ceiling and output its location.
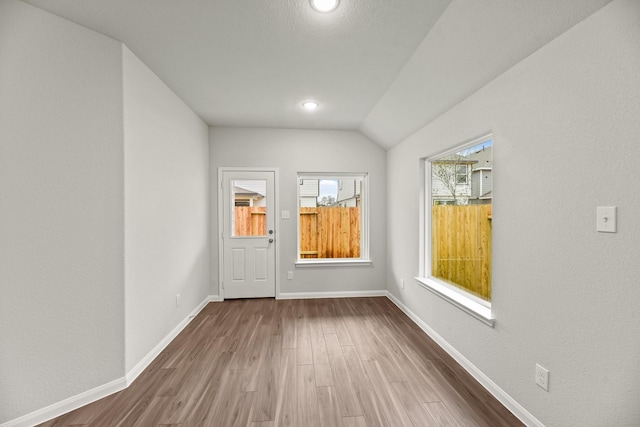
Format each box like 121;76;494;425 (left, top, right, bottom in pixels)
22;0;612;149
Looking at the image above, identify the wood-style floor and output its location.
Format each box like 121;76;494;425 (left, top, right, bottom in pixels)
39;297;523;426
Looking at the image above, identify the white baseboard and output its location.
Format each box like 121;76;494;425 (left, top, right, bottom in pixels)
385;291;544;427
209;294;223;302
1;295;212;427
125;295;211;385
278;290;387;300
0;377;127;427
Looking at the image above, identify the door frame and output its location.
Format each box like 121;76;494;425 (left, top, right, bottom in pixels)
217;167;280;300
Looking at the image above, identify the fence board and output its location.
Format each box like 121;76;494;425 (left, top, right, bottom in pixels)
300;207;360;259
234;206;266;236
431;205;492;300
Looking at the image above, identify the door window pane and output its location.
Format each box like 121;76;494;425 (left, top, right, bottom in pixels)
231;179;267;236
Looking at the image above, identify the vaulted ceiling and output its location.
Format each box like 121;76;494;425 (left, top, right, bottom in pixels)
23;0;611;149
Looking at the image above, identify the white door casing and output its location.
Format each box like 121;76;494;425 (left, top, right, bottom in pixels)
219;168;277;299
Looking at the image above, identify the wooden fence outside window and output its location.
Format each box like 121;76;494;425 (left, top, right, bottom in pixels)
431;204;492;300
234;207;266;236
299;207;360;258
233;206;361;259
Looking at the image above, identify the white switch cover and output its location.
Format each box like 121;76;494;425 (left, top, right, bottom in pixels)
597;206;617;233
281;210;290;219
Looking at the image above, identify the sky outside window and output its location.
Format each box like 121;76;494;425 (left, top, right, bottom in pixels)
318;179;338;204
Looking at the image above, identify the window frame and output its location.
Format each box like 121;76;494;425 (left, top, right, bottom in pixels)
295;172;371;267
417;134;495;326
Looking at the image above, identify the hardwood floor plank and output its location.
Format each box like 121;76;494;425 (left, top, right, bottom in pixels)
229;314;263;370
339;299;378;360
280;303;297;349
324;332;343;358
176;351;235;425
329;354;364;417
274;348;297;426
314;362;334;387
160;339;224;398
251;334;282;423
428;359;519;427
241;324;272;392
341;345;391;427
126;395;171;425
394;338;453;404
225;390;256;427
362;359;414;427
342;416;369;427
155;395;195;425
112;394;154;426
310;319;330;365
331;300;355;346
368;333;406;383
418;359;495;427
317;386;344;427
295;303;314;366
211;300;246;342
202;367;243;422
390;380;439;427
318;300;337;335
158;347;231;423
297;364;321;427
215;365;258;426
38;298;523;427
423;402;461;427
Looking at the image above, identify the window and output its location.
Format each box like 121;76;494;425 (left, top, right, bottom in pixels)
418;135;494;325
455;164;468;184
296;173;370;266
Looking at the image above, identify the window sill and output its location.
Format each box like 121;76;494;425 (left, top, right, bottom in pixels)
415;277;495;327
295;259;372;268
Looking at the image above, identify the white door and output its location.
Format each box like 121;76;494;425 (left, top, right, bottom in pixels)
221;169;276;299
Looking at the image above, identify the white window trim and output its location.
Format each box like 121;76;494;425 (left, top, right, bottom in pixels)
418;134;494;327
415;277;494;327
296;172;370;265
296;259;372;267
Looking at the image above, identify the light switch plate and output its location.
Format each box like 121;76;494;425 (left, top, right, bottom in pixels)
597;206;616;233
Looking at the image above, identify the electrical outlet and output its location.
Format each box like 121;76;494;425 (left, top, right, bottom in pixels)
535;364;549;391
176;294;181;308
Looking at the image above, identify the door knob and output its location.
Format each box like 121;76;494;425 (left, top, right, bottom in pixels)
268;230;274;234
269;238;274;243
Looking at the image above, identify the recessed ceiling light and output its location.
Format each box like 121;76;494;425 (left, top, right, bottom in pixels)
310;0;339;13
302;101;319;111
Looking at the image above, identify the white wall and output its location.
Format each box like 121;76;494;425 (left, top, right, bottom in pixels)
209;128;386;296
123;47;210;373
0;1;125;422
386;1;640;426
0;3;210;423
